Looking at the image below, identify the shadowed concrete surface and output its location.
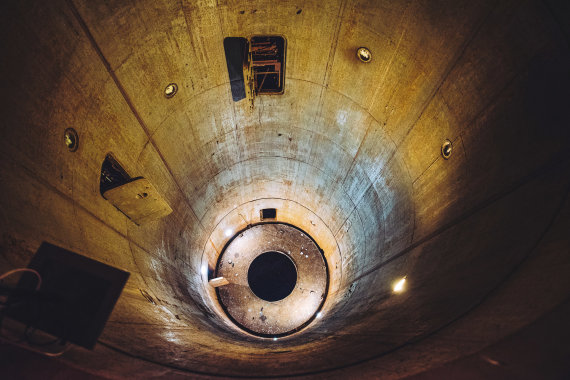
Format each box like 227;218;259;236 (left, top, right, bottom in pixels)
0;0;569;378
405;298;570;380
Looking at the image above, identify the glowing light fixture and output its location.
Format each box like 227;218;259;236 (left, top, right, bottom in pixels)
482;355;502;366
357;47;372;63
164;83;178;98
441;139;453;159
64;128;78;152
393;277;406;293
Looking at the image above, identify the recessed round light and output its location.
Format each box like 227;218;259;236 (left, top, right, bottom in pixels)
357;47;372;63
64;128;78;152
441;139;453;159
393;277;406;293
164;83;178;98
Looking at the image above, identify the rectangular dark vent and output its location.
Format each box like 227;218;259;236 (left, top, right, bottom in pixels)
223;37;248;101
260;208;277;220
100;154;131;196
6;242;130;349
250;36;285;94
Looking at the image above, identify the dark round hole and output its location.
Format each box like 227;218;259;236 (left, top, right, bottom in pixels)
248;251;297;302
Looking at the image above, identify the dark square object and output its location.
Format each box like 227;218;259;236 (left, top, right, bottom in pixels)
261;208;277;220
6;242;129;349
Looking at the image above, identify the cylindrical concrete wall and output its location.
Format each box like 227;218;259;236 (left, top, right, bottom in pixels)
1;0;569;378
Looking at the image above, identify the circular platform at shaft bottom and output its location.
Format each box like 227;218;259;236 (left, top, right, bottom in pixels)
215;223;328;337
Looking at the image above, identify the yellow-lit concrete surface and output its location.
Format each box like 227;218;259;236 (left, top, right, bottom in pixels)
1;0;569;378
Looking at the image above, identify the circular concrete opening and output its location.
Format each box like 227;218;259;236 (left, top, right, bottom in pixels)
248;251;297;302
215;223;328;336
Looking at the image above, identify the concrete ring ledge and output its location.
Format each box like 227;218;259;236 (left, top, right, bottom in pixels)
215;223;328;337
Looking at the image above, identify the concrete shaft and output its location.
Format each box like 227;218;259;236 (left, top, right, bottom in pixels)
0;0;569;378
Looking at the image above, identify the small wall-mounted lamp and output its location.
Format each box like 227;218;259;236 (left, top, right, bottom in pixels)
164;83;178;98
441;139;453;159
393;276;407;293
357;47;372;63
64;128;79;152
